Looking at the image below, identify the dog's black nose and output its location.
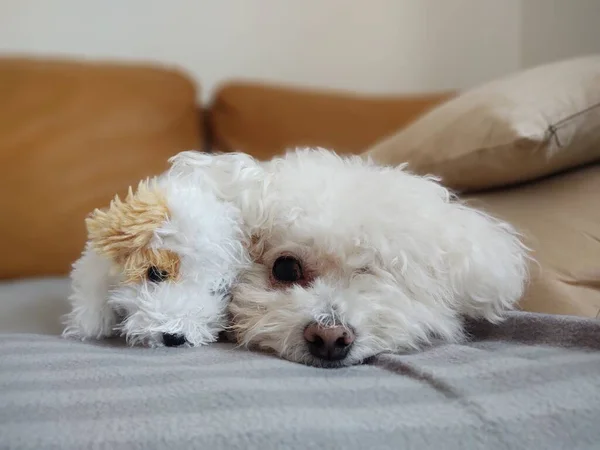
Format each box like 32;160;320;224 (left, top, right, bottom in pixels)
304;323;355;361
162;333;186;347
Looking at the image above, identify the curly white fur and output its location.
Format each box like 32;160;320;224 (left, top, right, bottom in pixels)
63;152;258;347
228;148;530;367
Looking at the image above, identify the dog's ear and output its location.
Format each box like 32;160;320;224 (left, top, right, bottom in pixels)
168;150;268;232
168;151;263;200
444;204;530;321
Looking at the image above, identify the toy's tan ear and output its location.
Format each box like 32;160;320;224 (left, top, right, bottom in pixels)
86;178;168;265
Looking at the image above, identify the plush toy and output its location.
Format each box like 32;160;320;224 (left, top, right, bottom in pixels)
62;151;257;347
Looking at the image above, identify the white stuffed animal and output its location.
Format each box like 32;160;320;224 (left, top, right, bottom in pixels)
62;151;258;347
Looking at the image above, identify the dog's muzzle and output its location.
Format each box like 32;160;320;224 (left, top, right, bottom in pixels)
303;322;355;362
162;333;187;347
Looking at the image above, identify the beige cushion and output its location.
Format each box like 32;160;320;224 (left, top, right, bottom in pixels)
467;163;600;319
365;56;600;192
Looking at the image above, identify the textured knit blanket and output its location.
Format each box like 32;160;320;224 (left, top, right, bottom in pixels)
1;312;599;450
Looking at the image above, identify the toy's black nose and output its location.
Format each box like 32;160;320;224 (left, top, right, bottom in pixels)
162;333;186;347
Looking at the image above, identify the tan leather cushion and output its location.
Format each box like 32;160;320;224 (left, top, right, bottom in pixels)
365;56;600;192
0;57;202;279
468;164;600;318
209;82;452;160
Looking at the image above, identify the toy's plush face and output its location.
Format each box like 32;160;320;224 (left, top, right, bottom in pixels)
86;172;247;347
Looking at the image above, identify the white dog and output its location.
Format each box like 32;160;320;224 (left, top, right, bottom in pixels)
227;148;529;367
62;151;258;347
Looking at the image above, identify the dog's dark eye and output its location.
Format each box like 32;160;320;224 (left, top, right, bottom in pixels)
272;256;303;283
147;266;169;283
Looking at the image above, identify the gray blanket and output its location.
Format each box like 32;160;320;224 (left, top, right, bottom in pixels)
1;312;599;450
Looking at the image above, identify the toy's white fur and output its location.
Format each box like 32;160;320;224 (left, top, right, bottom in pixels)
227;148;529;367
63;152;257;347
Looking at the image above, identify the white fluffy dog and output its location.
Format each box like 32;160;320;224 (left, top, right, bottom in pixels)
227;148;529;367
63;151;257;347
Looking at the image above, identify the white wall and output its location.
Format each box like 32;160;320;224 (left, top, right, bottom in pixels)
521;0;600;67
0;0;598;102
